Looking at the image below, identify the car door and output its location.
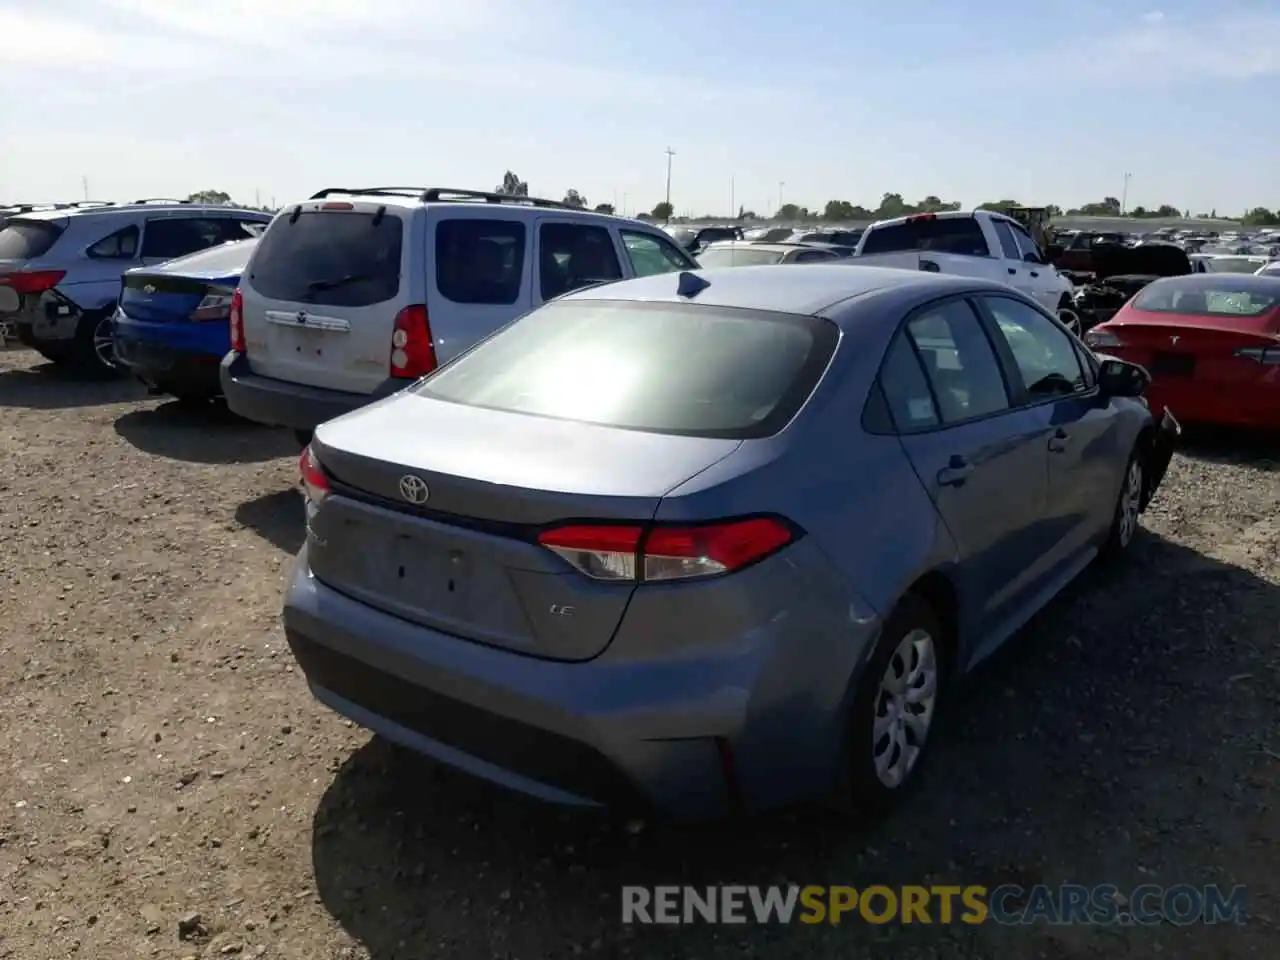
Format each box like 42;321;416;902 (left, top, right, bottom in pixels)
1006;220;1061;311
991;219;1041;304
886;296;1050;645
533;220;623;304
976;293;1121;572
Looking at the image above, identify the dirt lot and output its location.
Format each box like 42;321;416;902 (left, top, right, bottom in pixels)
0;346;1276;960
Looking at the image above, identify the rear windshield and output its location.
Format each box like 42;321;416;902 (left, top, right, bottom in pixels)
412;298;839;439
1132;280;1279;317
1207;257;1264;274
696;247;785;267
0;220;64;259
158;237;258;276
860;217;989;257
246;210;402;306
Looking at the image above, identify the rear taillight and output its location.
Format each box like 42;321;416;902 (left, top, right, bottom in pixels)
390;304;436;378
0;269;66;295
189;286;236;322
298;445;331;504
537;517;797;583
229;288;246;353
1234;345;1280;364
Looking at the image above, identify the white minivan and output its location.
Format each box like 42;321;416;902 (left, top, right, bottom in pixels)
221;187;699;444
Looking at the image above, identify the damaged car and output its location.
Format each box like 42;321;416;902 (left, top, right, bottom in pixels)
1069;241;1192;333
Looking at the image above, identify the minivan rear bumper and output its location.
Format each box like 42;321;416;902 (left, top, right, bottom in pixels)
220;352;403;430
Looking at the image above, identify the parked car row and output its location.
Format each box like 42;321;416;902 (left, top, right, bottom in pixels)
7;186;1278;822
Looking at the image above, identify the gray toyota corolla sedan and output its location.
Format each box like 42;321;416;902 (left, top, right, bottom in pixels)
284;264;1178;818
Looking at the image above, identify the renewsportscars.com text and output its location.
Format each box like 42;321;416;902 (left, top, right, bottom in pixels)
621;884;1248;926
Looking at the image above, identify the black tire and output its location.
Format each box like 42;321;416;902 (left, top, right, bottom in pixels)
839;594;949;814
1099;449;1145;561
293;428;314;448
68;310;124;378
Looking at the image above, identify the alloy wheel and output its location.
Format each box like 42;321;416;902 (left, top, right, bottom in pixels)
1058;306;1083;336
1117;459;1143;548
871;628;938;789
92;315;117;370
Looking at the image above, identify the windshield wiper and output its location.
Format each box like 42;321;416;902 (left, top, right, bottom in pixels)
306;273;372;293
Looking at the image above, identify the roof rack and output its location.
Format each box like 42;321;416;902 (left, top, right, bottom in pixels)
70;200;113;208
308;186;570;209
129;197;190;205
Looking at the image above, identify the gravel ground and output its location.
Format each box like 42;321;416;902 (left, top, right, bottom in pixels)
0;346;1276;960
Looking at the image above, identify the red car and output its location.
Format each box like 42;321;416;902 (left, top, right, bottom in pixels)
1085;274;1280;428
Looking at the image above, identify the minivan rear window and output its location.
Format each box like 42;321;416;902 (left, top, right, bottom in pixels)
0;220;64;259
413;299;838;439
247;210;402;306
860;217;990;257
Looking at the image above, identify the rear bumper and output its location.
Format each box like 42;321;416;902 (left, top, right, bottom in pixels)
283;542;877;818
1147;379;1280;429
220;352;401;430
113;318;226;391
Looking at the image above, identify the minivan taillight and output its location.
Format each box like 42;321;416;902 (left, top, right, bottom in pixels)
0;269;66;295
229;288;246;353
389;305;436;378
537;517;798;583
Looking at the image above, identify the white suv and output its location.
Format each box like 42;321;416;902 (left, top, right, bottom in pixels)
221;187;700;444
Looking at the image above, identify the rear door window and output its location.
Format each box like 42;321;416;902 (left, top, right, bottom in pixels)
220;219;267;242
435;219;526;305
248;210;404;306
412;299;839;439
992;221;1021;259
538;223;623;299
0;220;64;259
861;217;991;257
87;226;139;259
906;300;1010;423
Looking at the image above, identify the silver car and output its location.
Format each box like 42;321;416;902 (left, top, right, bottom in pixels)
283;265;1177;818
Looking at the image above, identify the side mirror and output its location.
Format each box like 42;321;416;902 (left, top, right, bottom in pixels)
1097;357;1150;397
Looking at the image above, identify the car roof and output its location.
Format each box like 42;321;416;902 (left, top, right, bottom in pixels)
703;241;808;251
562;263;1011;318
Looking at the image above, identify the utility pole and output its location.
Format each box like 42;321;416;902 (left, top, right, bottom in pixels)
1121;172;1132;215
664;147;675;215
730;177;735;219
778;181;785;216
82;176;89;201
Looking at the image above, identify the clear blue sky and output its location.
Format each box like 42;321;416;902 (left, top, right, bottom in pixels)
2;0;1276;217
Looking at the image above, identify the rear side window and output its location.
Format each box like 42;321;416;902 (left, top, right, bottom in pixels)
412;299;838;439
793;250;838;263
435;219;526;305
876;332;940;430
87;226;139;260
249;210;403;307
0;220;64;259
906;300;1010;423
861;217;990;257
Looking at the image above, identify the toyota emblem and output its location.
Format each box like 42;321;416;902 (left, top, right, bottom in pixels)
1169;335;1180;345
398;474;430;505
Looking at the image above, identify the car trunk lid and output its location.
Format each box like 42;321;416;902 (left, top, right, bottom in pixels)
306;393;742;660
1105;309;1280;380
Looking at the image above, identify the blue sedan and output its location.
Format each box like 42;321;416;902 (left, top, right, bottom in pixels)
282;264;1178;818
112;238;257;403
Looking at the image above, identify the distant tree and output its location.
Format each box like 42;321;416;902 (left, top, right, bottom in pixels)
651;201;674;220
1243;207;1280;226
495;171;529;196
1129;205;1148;217
738;208;758;220
976;199;1021;212
186;189;231;205
876;192;908;217
774;203;802;221
593;202;615;215
635;212;655;222
562;189;587;209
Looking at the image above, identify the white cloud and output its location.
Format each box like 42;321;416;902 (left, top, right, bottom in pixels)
1141;10;1165;24
1051;12;1280;83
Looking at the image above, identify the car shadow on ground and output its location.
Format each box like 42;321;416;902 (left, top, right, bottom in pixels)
0;358;144;409
113;400;296;464
309;531;1278;959
1177;426;1278;472
235;489;305;555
